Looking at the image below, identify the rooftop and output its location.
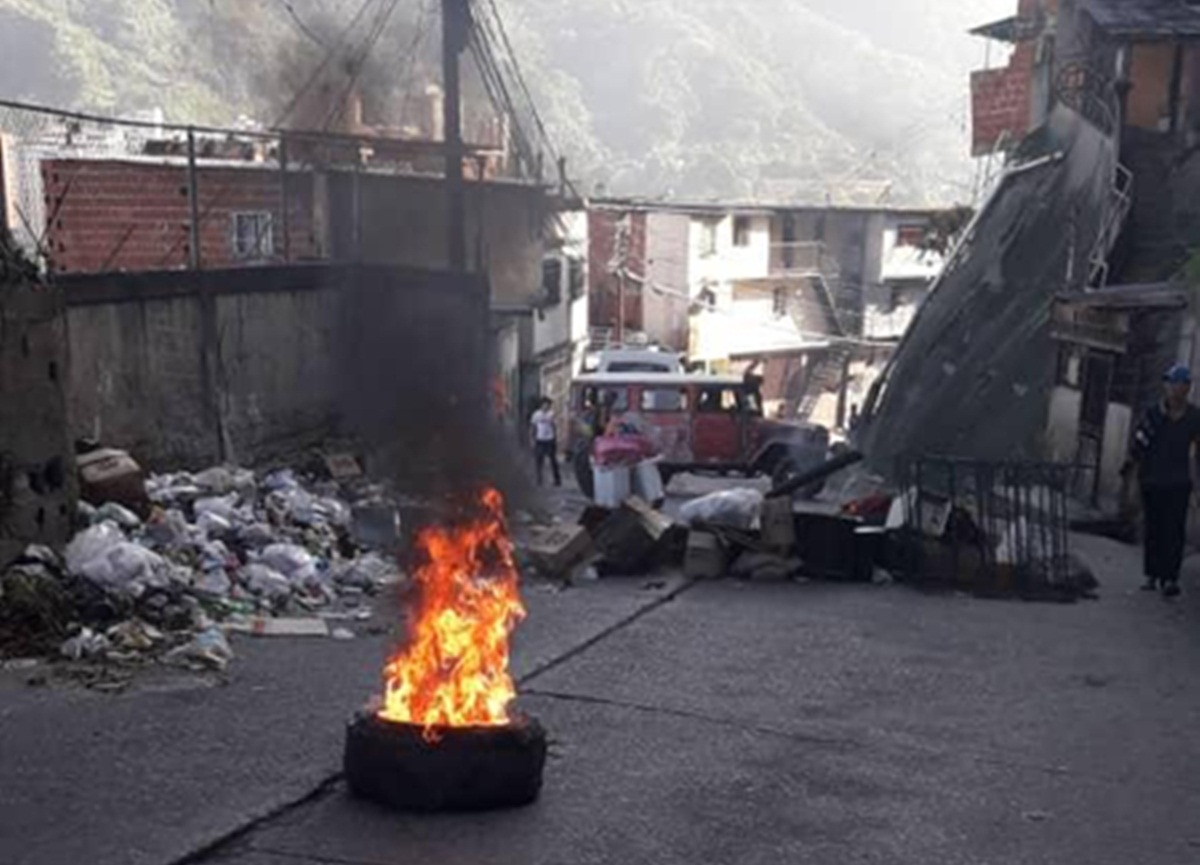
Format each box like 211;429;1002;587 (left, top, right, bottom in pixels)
1083;0;1200;39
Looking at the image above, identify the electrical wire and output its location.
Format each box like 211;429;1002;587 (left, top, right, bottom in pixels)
321;0;406;132
276;0;329;48
275;0;381;130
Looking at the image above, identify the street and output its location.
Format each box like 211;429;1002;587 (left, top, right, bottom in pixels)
4;515;1200;865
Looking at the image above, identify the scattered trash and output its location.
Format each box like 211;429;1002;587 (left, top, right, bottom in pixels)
1;658;40;672
60;628;111;661
324;453;364;481
684;531;727;579
731;551;801;582
591;498;675;574
166;627;234;670
680;489;764;531
6;457;410;672
106;619;164;652
96;502;143;530
331;627;356;641
1021;810;1051;823
521;525;593;577
77;448;148;515
231;617;332;638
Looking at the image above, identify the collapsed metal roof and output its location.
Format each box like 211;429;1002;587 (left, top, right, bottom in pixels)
855;105;1120;471
1083;0;1200;39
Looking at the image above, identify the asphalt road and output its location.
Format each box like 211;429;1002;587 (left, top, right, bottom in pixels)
5;498;1200;865
0;573;685;865
198;533;1200;865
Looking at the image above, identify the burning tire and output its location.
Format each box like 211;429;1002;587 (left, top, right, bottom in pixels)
344;712;548;812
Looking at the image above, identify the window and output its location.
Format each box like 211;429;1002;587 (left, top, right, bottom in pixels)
697;388;740;414
641;388;689;412
232;211;275;260
699;219;720;256
581;387;629;412
568;257;585;300
541;258;563;305
896;223;927;248
733;216;751;247
772;287;788;318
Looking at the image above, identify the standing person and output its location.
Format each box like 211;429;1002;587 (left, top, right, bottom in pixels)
1130;364;1200;597
530;397;562;487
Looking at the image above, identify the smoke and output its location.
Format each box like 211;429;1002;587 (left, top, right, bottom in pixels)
334;265;534;510
249;1;441;133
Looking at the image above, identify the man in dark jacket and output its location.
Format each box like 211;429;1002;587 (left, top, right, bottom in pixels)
1131;364;1200;597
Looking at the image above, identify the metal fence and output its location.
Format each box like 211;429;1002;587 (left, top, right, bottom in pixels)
892;455;1076;598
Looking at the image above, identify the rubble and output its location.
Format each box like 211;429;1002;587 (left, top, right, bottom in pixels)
0;459;410;672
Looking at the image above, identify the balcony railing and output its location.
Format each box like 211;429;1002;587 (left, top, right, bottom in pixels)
769;241;841;281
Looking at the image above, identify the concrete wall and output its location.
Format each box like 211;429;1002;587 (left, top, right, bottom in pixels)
1046;386;1082;464
644;212;690;351
1;265;76;566
688;213;771;292
342;172;547;308
63;264;486;471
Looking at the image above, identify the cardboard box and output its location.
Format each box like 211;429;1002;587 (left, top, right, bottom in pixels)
524;524;594;575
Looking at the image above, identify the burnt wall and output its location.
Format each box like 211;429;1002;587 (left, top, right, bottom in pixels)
329;172;547;308
62;264;488;473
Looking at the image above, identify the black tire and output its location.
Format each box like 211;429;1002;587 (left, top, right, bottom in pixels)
344;713;547;812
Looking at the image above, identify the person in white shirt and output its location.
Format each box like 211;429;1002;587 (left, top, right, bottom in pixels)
529;397;562;487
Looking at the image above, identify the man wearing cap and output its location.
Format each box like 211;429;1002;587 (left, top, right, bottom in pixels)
1130;364;1200;597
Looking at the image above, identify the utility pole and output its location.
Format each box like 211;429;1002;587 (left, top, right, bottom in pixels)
185;128;202;270
442;0;469;271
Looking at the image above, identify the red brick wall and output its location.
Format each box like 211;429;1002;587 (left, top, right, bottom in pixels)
42;160;322;274
587;209;646;337
971;42;1036;156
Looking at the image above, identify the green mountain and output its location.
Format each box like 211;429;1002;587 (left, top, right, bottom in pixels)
0;0;1012;206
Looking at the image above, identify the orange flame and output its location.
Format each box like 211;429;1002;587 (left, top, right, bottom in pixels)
379;488;526;735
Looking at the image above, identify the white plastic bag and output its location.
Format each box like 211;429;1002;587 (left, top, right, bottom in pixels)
679;488;765;530
194;495;242;523
240;563;293;600
260;543;319;586
65;522;126;576
335;553;400;589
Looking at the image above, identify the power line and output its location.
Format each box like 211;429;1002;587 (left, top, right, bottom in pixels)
475;0;559;163
321;0;406;132
275;0;381;129
276;0;329;48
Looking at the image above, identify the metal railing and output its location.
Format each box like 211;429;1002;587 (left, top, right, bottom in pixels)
1086;163;1133;290
892;455;1079;598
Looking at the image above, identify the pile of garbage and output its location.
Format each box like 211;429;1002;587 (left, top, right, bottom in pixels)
0;464;404;671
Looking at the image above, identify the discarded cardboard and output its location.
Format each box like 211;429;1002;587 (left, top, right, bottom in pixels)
591;497;674;574
233;617;331;638
523;525;594;576
760;497;796;553
684;531;727;579
324;453;364;480
77;448;148;514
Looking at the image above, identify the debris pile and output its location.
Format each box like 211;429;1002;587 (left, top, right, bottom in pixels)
0;463;405;670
